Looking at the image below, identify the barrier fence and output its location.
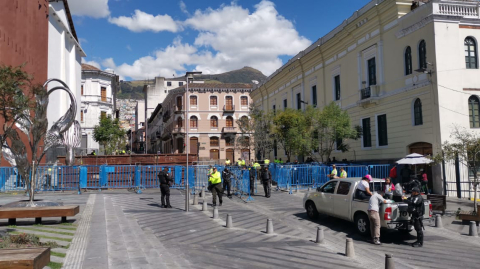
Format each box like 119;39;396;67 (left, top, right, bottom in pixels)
0;164;390;198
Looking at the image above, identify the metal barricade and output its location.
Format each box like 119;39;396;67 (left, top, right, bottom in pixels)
34;166;80;191
0;167;24;192
368;164;390;179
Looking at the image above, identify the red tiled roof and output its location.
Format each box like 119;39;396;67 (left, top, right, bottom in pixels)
81;63;101;71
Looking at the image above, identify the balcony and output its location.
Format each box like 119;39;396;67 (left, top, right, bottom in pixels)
162;111;171;122
358;85;380;107
174;105;183;114
360;87;371;100
172;127;185;134
223;105;235;113
222;127;237;133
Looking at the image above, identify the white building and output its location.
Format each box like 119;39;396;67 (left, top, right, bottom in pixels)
80;64;117;154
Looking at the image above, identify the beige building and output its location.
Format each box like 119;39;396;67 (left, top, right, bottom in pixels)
159;83;253;162
251;0;480;194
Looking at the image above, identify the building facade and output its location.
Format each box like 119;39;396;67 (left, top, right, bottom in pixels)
251;0;480;194
80;64;117;154
156;83;253;162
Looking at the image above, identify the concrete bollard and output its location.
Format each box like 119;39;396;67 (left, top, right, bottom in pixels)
266;219;274;234
226;214;233;228
469;221;478;237
193;194;198;205
201;188;205;198
213;207;219;219
435;214;443;228
385;254;395;269
202;200;208;211
345;238;355;258
315;226;324;244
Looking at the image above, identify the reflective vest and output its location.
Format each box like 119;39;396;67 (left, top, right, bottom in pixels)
209;171;222;184
241;160;246;166
237;160;242;166
225;160;231;165
253;163;261;169
340;170;347;178
330;169;337;177
264;159;270;165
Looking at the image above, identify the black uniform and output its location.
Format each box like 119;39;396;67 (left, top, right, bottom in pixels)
158;170;173;208
406;191;424;247
222;169;232;197
249;168;256;195
261;168;272;198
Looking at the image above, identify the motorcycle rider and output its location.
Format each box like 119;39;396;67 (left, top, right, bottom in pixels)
404;187;424;247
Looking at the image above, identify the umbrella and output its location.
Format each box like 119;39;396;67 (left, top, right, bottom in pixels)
396;153;433;165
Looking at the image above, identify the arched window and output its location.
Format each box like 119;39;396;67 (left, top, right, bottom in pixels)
405;46;412;75
241;116;248;122
419;40;427;69
190;116;198;128
210;96;217;106
177;117;183;128
465;37;478;69
241;96;248;106
226;116;234;127
413;98;423;126
469;96;480;128
210;116;218;128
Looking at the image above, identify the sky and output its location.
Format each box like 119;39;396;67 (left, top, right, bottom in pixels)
70;0;370;81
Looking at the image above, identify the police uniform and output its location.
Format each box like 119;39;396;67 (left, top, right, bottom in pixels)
249;167;256;195
158;169;173;208
222;168;232;198
209;169;223;206
261;167;272;198
405;187;424;247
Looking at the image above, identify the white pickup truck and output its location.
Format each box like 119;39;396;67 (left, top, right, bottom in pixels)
303;177;432;235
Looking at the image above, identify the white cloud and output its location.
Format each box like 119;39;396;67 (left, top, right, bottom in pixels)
105;1;311;80
108;10;180;33
126;45;132;51
179;1;189;15
78;38;87;46
68;0;110;18
81;59;101;69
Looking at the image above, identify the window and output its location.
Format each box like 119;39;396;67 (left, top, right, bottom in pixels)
241;96;248;106
334;75;341;101
469;95;480;128
336;182;351;195
81;85;84;95
414;98;423;126
210;137;219;147
81;110;84;122
177;117;183;128
101;111;106;119
320;181;337;194
190;96;197;106
419;40;427;69
465;37;478;69
179;82;184;86
190;116;198;128
167;82;172;86
210;116;218;128
283;99;287;109
296;93;301;110
377;114;388;146
101;87;107;102
210;96;217;106
225;96;233;110
405;46;412;75
368;58;376;86
226;116;234;127
362;118;372;148
312;86;317;107
273;105;276;115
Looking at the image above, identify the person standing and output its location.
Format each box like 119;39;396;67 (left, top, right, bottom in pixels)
405;187;425;247
264;158;270;166
222;168;232;198
158;168;173;208
261;166;272;198
368;192;387;245
384;177;395;199
420;169;428;194
208;167;223;206
237;158;242;166
328;165;337;179
339;167;347;178
249;166;256;196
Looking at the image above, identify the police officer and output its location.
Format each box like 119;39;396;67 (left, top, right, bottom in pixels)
222;168;233;198
261;166;272;198
405;187;424;247
225;159;231;166
264;158;270;166
158;168;173;208
249;166;256;196
209;167;223;206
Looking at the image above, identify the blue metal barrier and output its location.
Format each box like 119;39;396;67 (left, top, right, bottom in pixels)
368;164;390;179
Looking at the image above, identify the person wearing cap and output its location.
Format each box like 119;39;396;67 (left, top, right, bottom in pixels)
404;187;425;247
208;167;223;206
261;166;272;198
356;175;373;200
328;165;337;180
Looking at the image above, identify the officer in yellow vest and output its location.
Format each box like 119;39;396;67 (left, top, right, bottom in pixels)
328;164;337;179
241;159;246;166
339;167;347;178
264;159;270;165
225;159;231;166
208;167;223;206
237;158;243;166
253;162;261;169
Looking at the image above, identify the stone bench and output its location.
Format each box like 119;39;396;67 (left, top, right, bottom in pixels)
0;247;50;269
0;205;80;225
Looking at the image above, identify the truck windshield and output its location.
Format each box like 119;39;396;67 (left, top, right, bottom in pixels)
369;182;385;192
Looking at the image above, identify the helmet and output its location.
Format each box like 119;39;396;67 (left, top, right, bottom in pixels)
412;187;420;193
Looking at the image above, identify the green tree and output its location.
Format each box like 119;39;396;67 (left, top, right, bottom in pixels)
93;116;127;155
272;108;310;163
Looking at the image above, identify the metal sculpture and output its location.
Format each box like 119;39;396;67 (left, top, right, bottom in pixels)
1;78;79;205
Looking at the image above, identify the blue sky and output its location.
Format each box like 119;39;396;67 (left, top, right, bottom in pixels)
70;0;370;80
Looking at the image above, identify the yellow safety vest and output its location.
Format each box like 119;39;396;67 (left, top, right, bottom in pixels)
340;171;347;178
253;163;261;169
264;159;270;165
225;160;231;165
330;169;337;176
241;160;246;166
209;172;222;184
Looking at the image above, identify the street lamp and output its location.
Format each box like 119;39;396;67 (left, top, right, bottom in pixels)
185;71;202;212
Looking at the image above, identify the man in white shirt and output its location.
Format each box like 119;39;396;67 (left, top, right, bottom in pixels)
368;192;387;245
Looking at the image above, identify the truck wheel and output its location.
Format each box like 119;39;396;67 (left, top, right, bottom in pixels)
306;201;319;220
355;214;370;236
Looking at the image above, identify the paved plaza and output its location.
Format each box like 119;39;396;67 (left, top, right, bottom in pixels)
0;188;479;269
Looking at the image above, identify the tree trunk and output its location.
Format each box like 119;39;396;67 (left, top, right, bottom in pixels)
29;162;35;205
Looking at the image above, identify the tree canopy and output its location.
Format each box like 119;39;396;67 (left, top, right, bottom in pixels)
93;116;127;155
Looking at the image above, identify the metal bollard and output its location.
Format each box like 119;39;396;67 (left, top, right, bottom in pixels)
202;200;208;211
266;219;274;234
315;226;324;244
213;207;219;219
193;194;198;205
345;238;355;258
435;214;443;228
385;254;395;269
469;221;478;237
226;214;233;228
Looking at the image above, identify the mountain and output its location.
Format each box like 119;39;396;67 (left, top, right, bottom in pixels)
117;67;266;100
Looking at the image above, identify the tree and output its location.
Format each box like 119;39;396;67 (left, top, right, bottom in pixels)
93;116;127;155
244;104;274;161
235;115;255;162
272;108;310;163
435;125;480;213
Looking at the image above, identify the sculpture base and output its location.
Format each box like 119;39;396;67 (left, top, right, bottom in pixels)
2;200;64;208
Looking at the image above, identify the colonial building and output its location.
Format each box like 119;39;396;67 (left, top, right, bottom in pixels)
80;64;117;154
251;0;480;194
156;83;253;162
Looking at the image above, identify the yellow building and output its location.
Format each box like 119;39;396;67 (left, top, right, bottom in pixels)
251;0;480;195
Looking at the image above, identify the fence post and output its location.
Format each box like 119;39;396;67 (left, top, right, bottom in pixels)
135;165;141;188
455;153;462;198
80;167;87;189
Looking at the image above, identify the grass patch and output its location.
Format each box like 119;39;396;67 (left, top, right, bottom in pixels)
7;225;16;228
48;261;63;269
59;223;75;226
9;231;72;242
18;227;75;236
61;244;70;249
0;233;59;249
51;251;66;258
53;226;77;231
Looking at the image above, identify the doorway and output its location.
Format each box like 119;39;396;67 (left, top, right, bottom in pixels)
210;149;219;160
190;137;198;154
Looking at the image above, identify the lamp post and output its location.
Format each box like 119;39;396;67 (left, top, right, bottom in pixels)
185;71;202;212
